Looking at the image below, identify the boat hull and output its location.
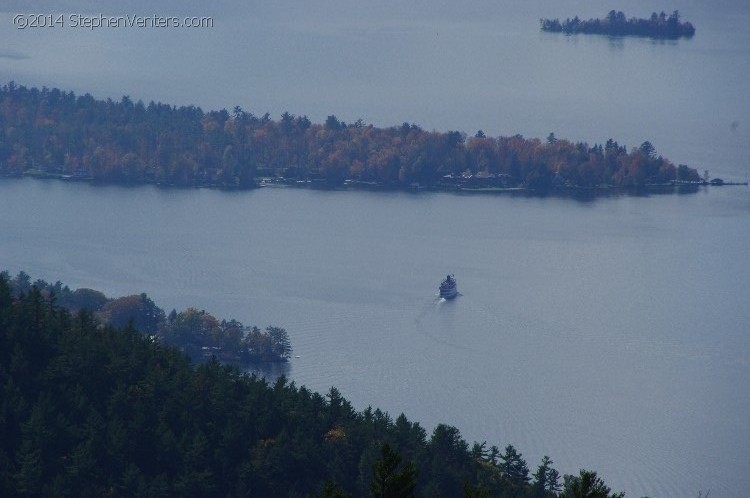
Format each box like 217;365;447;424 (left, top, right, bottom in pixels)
439;287;458;299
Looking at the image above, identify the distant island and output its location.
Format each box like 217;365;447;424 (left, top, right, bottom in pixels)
0;82;703;192
541;10;695;39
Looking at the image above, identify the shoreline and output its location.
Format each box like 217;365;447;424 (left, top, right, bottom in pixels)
3;171;746;197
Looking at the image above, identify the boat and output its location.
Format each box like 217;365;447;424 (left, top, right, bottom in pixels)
439;274;458;299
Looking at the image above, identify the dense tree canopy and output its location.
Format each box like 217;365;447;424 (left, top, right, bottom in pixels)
0;82;699;190
2;271;291;365
0;272;627;496
541;10;695;39
561;470;625;498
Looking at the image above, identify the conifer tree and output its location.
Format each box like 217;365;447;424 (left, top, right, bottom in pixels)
370;443;417;498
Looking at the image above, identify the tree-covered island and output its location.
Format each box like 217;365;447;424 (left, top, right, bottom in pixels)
0;82;702;192
0;271;629;496
541;10;695;39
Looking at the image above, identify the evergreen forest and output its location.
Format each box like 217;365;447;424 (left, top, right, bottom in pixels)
3;271;291;366
541;10;695;39
0;273;626;497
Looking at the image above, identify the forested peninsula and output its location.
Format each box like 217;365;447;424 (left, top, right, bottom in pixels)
2;270;291;365
0;273;625;497
540;10;695;39
0;82;701;192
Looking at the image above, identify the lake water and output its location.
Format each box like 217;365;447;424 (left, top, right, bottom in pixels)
2;0;750;495
1;179;748;497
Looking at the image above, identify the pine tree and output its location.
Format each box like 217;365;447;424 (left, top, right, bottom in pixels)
500;444;530;484
562;470;624;498
533;455;560;497
370;443;417;498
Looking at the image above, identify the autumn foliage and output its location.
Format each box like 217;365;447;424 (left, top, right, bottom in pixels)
0;82;699;190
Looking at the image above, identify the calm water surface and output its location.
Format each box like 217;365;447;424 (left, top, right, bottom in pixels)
1;179;748;497
2;0;750;495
